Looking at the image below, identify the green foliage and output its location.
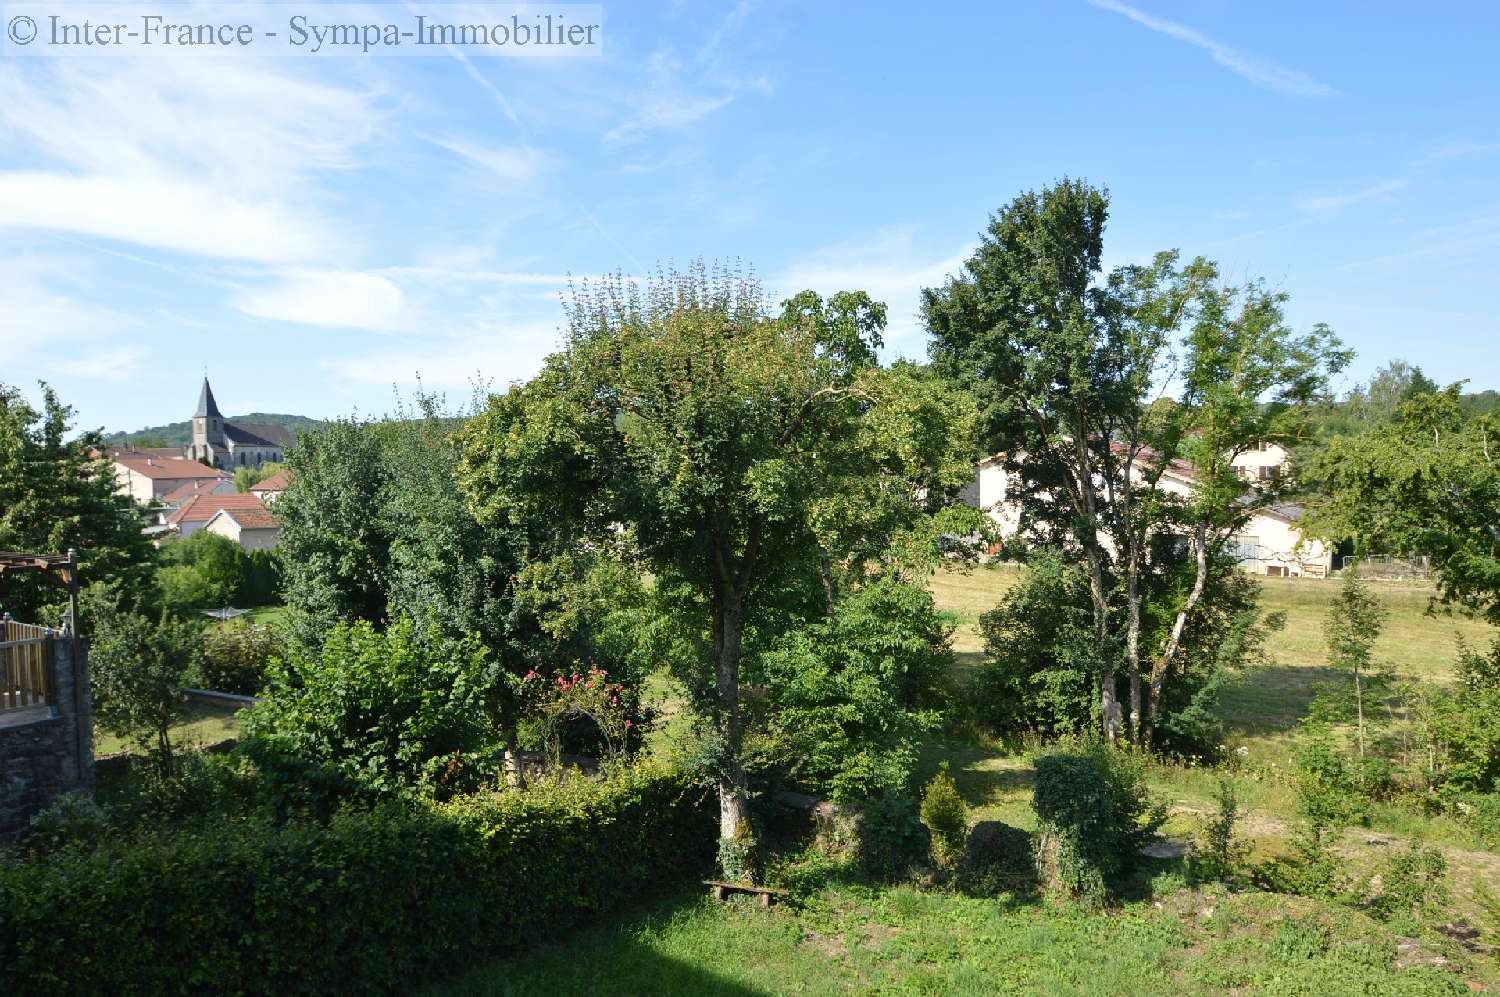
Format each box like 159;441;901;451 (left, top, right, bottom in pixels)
918;764;967;869
0;381;158;625
193;623;284;695
974;549;1098;737
1365;840;1449;924
1305;386;1500;625
1417;638;1500;800
853;795;930;883
1323;569;1389;759
975;548;1276;758
156;531;280;612
455;266;979;874
0;764;712;996
718;816;758;884
1292;718;1369;827
955;820;1038;898
89;611;203;775
242;619;503;799
233;461;283;493
1187;779;1249;884
273;417;391;639
1031;740;1164;907
759;580;949;801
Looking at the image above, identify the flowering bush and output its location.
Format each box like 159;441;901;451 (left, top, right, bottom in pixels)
521;663;634;771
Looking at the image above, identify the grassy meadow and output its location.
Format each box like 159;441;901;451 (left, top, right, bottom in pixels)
433;565;1500;995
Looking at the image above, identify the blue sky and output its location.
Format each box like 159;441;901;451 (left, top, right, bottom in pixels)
2;0;1498;432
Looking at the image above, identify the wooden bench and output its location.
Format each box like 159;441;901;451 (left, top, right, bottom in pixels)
704;880;788;907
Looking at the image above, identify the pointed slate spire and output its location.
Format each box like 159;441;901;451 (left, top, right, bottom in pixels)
195;377;222;419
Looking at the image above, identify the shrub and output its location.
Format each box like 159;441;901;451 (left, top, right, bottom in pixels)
1254;822;1349;900
1365;840;1449;924
194;623;284;695
241;618;503;800
1031;740;1164;907
1187;778;1249;884
854;795;930;882
919;764;967;869
973;550;1097;738
975;549;1277;760
89;611;204;776
759;580;948;802
0;764;713;996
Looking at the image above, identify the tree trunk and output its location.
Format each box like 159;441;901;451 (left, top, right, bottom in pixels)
1355;668;1366;761
1073;429;1120;743
1146;519;1210;743
713;579;752;863
1087;547;1121;743
503;728;527;790
1125;535;1143;744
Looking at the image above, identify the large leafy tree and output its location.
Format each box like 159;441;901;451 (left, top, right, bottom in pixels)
1149;278;1347;737
1305;386;1500;624
0;382;156;626
923;180;1196;741
456;267;978;873
925;180;1344;744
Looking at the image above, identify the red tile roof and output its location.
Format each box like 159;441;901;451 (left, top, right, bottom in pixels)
160;477;233;504
166;493;272;526
249;469;292;493
207;505;280;531
114;454;227;481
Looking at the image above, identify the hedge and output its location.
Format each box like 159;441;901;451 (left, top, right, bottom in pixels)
0;764;714;995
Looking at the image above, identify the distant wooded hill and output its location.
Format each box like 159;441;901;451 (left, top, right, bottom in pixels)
103;414;327;448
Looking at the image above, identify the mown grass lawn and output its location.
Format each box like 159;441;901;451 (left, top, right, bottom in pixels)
93;700;242;756
435;881;1492;996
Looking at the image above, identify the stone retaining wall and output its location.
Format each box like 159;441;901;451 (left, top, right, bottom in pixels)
0;635;93;841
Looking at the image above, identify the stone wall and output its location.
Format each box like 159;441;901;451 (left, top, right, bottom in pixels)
0;635;93;841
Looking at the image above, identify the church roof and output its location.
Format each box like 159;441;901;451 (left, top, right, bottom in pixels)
223;422;292;448
195;378;223;419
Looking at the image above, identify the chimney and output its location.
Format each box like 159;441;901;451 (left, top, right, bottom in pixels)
146;457;154;466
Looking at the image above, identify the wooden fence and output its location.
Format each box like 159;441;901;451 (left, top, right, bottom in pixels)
1;618;54;712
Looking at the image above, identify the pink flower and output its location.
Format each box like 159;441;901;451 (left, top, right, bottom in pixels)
624;719;633;729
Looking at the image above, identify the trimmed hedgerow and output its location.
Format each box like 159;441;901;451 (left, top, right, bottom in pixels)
0;764;713;996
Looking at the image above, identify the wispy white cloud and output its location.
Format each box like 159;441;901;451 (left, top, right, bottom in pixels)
1295;179;1407;215
1425;140;1500;161
233;270;409;331
428;136;550;187
0;172;339;264
604;50;736;146
0;58;380;263
0;256;144;380
322;319;564;390
1084;0;1334;98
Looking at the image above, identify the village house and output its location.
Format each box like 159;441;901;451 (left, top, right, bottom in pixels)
202;504;281;551
162;493;276;540
965;441;1332;578
248;468;292;504
110;448;230;504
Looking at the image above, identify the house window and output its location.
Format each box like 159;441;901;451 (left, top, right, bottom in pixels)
1257;465;1281;481
1227;536;1260;563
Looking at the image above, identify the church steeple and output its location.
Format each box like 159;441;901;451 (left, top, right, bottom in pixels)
195;377;222;419
192;377;226;466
